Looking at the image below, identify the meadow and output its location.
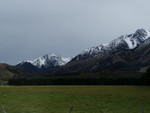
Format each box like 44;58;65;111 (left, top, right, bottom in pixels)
0;86;149;113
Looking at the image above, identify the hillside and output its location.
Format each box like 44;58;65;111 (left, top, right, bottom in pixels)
0;64;25;84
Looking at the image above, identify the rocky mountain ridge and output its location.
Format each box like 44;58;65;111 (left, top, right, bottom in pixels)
59;29;150;73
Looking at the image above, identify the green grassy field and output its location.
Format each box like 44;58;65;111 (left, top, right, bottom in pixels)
0;86;149;113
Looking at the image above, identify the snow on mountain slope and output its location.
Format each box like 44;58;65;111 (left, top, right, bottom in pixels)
74;29;150;60
19;53;71;69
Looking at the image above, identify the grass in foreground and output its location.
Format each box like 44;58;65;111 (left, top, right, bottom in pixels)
0;86;149;113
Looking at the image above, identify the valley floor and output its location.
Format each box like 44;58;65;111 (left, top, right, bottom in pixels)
0;86;149;113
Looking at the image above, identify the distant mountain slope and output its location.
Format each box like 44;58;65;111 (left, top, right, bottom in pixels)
17;53;71;72
59;29;150;73
0;63;25;84
0;64;14;78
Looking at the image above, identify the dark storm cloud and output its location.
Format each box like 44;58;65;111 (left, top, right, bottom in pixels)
0;0;150;64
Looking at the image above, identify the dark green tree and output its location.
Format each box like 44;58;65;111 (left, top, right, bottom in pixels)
141;67;150;85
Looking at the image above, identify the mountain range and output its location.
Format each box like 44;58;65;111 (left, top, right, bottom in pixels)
60;28;150;73
1;28;150;81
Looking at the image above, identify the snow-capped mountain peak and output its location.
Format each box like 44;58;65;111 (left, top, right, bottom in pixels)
19;53;71;69
74;28;150;60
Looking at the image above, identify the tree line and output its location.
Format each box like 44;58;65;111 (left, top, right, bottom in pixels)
8;77;148;85
8;68;150;85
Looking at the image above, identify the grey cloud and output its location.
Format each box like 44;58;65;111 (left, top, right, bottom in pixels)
0;0;150;64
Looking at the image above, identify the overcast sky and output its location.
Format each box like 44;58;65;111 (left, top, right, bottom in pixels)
1;0;150;65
